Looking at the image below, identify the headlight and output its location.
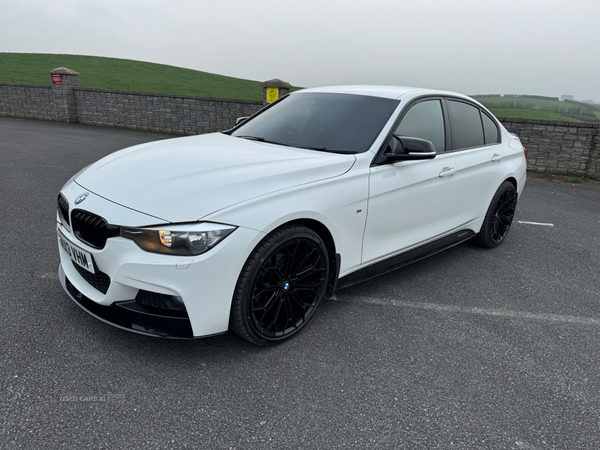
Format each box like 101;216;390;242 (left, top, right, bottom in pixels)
121;222;236;256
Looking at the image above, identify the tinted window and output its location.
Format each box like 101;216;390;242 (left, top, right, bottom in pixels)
447;100;484;150
232;93;399;153
482;113;500;144
394;100;445;153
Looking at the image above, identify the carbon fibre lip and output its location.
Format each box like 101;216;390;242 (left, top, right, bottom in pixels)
58;264;202;339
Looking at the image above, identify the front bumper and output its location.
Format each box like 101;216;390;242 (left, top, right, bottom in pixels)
59;264;195;338
56;192;264;338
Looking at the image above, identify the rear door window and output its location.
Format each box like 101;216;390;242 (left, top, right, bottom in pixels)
482;112;500;145
447;100;485;150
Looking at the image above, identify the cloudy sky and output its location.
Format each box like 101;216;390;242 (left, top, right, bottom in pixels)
1;0;599;100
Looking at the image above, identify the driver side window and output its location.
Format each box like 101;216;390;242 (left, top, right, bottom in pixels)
395;100;445;153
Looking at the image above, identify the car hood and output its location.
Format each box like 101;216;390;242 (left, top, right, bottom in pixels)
74;133;356;223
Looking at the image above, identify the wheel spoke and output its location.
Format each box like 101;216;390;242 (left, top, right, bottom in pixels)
252;288;280;312
290;247;318;277
260;263;284;283
491;218;499;240
292;266;322;283
291;289;319;307
260;300;283;333
292;256;322;281
275;254;288;279
294;279;325;290
289;290;310;310
281;296;296;330
498;196;513;210
282;241;300;276
497;216;510;230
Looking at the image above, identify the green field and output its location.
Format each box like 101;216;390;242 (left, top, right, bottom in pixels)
473;95;600;122
0;53;267;101
489;108;581;122
1;54;598;121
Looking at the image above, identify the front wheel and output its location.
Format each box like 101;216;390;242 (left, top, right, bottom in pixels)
230;224;329;346
475;181;517;248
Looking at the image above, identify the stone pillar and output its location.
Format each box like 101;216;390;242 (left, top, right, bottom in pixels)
261;79;292;105
50;67;79;123
587;126;600;181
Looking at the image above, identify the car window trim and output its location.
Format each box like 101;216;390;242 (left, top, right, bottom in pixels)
372;95;448;166
222;94;290;135
443;97;502;153
480;109;501;145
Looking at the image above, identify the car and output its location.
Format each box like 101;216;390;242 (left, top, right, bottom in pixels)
57;85;526;345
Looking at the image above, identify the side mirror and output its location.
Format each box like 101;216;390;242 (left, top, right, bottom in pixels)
380;135;437;163
236;117;249;126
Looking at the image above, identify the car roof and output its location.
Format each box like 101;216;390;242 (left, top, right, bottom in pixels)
294;85;473;101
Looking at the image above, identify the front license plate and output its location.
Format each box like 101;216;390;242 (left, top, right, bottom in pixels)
58;230;95;274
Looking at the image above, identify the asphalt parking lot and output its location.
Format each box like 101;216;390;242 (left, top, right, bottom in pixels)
1;116;599;449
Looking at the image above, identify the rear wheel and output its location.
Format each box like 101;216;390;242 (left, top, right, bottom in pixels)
230;224;329;346
475;181;517;248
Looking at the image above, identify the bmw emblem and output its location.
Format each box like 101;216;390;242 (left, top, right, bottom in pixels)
75;193;88;205
283;282;290;291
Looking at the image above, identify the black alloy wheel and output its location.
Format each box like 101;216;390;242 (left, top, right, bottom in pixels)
475;181;517;248
230;224;329;346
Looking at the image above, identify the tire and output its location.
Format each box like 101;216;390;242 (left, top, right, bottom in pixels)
230;224;329;346
475;181;517;248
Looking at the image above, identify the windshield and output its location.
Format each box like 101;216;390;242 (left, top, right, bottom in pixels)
231;92;399;153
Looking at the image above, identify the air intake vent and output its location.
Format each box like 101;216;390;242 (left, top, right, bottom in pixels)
135;290;188;317
72;260;111;294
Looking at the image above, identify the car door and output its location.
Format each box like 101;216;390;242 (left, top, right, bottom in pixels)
362;98;457;265
444;99;505;231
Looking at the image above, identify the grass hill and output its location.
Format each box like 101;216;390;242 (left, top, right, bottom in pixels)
472;95;600;123
1;54;597;121
0;53;266;101
489;108;581;122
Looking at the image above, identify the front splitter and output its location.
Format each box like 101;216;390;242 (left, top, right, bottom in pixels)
58;264;196;339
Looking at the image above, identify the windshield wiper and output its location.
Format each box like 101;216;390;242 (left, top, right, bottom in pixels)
237;136;351;153
298;146;354;154
237;136;290;147
237;135;263;141
299;146;328;152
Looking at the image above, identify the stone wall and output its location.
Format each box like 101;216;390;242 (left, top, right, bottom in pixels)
74;88;263;135
498;118;599;180
1;75;599;180
0;69;264;134
0;83;57;121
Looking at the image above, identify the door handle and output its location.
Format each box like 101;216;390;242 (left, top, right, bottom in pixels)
491;153;503;163
438;167;456;178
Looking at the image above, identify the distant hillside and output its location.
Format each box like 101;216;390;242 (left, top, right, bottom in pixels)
0;53;267;101
472;95;600;122
489;108;581;122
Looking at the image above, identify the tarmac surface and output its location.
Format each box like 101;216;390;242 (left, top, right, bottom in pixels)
1;117;599;449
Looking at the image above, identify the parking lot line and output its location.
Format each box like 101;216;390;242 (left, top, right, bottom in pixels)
517;221;555;226
343;297;600;326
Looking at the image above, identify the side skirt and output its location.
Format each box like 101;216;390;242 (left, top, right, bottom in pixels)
336;230;475;290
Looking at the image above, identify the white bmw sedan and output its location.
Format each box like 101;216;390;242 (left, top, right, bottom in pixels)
57;86;526;345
